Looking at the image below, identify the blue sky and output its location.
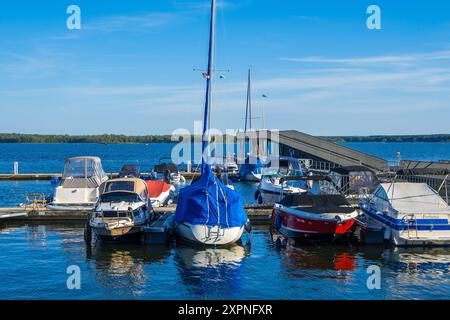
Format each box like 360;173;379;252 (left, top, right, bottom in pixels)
0;0;450;135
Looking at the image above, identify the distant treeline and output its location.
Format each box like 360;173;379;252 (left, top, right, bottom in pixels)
0;133;449;143
0;133;174;144
0;133;235;144
322;134;450;143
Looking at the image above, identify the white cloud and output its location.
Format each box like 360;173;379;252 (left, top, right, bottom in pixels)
282;50;450;66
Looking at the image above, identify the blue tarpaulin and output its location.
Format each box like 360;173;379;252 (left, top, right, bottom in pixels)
175;164;248;228
238;156;263;177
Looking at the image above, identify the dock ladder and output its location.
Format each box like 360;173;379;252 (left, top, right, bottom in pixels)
403;214;419;239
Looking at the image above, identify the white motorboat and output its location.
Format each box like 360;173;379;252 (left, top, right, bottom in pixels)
223;157;238;174
49;156;108;210
255;157;308;205
360;182;450;246
88;178;152;242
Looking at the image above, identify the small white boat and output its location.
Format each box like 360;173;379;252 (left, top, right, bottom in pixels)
49;157;108;210
88;178;152;242
255;157;308;204
224;159;238;174
360;182;450;246
146;180;175;207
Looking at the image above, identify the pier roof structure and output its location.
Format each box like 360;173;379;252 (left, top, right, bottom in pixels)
265;130;389;173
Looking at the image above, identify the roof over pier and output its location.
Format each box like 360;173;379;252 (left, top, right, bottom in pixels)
265;130;389;173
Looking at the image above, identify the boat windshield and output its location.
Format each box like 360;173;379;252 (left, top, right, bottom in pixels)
104;181;135;193
100;192;141;203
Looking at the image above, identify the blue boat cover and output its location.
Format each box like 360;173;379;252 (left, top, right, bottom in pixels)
238;157;263;176
175;164;248;228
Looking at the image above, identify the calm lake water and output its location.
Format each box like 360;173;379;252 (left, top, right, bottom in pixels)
0;142;449;300
1;223;450;300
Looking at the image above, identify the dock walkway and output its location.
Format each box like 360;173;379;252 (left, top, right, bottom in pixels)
0;205;273;225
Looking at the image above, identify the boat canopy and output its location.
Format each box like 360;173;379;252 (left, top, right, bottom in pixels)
63;157;107;180
119;164;141;178
60;157;107;188
280;194;354;214
374;183;450;214
263;156;307;176
154;163;178;173
329;165;378;193
100;178;148;198
175;164;248;228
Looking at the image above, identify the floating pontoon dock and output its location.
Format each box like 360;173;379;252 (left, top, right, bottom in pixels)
0;205;273;225
0;172;204;181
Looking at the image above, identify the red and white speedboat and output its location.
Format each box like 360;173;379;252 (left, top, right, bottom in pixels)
146;180;175;207
272;176;359;241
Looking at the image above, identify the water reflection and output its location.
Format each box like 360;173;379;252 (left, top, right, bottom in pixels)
278;243;358;280
175;243;251;298
2;223;450;299
86;242;171;295
386;247;450;275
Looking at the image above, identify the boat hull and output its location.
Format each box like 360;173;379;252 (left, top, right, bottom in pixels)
176;222;245;246
273;208;357;240
241;173;262;182
47;203;96;211
151;190;172;207
91;225;144;242
361;203;450;246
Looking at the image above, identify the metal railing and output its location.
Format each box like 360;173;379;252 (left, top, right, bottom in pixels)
300;159;340;172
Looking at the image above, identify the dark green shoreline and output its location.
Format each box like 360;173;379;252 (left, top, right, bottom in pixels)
0;133;449;144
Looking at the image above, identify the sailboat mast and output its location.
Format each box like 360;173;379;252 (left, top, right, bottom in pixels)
244;68;252;132
202;0;216;165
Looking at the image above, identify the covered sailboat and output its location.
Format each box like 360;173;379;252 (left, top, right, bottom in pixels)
175;165;248;245
174;0;249;246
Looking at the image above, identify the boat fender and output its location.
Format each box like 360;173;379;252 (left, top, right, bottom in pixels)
84;222;92;244
275;214;282;229
245;220;253;233
383;227;391;240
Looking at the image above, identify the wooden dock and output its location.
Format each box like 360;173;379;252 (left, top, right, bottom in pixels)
0;172;202;181
0;205;273;225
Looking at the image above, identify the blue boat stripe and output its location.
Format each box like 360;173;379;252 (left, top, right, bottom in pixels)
361;207;450;231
